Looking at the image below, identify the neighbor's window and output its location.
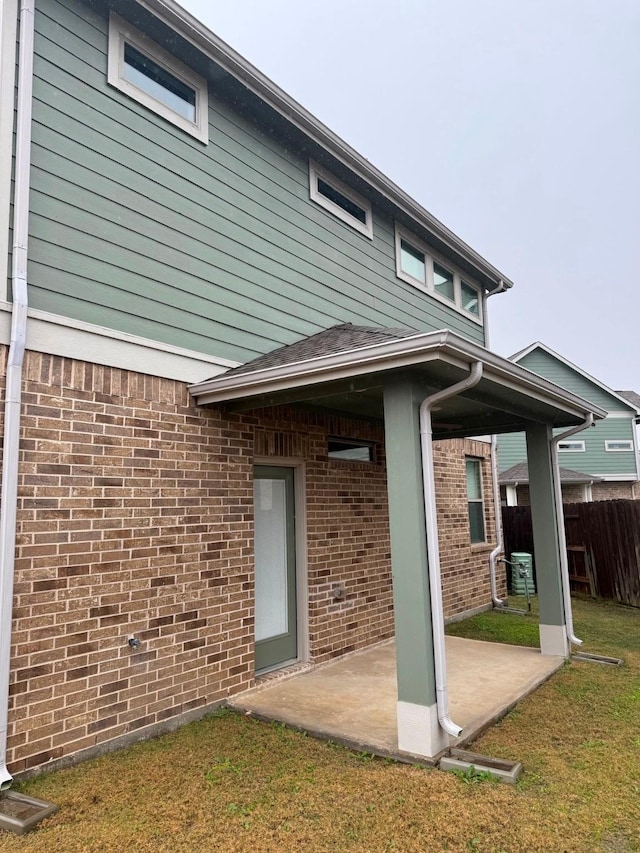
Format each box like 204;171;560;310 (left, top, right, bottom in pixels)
558;440;585;452
394;226;483;322
108;13;208;143
328;438;375;462
465;458;486;543
605;440;634;451
309;161;373;238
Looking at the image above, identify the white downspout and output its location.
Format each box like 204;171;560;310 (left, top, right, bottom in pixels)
483;282;506;606
550;414;594;648
0;0;35;791
420;361;483;738
488;436;505;607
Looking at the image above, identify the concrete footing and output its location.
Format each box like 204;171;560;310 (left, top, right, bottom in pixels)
0;791;59;835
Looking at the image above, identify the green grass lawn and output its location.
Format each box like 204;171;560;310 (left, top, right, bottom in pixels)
1;596;639;852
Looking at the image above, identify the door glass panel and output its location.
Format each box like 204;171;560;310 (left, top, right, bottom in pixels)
254;478;288;642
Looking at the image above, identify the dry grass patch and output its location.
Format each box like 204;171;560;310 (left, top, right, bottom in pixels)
0;597;638;852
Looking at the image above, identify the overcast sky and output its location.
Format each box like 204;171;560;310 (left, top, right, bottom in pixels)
180;0;640;391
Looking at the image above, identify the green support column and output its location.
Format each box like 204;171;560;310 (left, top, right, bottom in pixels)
383;378;448;757
525;423;569;657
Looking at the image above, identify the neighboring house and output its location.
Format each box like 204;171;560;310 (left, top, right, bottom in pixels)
498;343;640;503
499;462;603;506
0;0;603;779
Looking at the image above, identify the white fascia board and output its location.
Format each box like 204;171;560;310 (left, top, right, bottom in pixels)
509;342;640;416
189;328;608;421
135;0;512;292
598;474;638;482
0;0;18;302
0;303;238;382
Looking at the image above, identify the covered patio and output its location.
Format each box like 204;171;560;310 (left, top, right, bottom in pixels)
229;636;564;761
190;324;605;760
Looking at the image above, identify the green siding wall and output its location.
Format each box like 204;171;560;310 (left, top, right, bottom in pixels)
28;0;486;365
516;349;631;413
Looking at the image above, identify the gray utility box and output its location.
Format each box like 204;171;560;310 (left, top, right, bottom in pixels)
510;552;535;595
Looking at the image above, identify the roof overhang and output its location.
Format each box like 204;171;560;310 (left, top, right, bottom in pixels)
189;330;606;439
130;0;512;293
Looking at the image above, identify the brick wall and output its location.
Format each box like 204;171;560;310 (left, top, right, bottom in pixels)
6;350;259;774
3;349;498;775
591;481;635;501
252;407;394;663
516;481;636;504
434;439;504;616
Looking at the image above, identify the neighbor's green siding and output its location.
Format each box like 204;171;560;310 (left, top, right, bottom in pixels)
516;349;631;413
498;347;638;478
28;0;486;365
498;417;638;478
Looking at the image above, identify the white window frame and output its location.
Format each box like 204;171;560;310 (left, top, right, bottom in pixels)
605;440;634;452
309;161;373;239
465;457;486;544
394;225;484;324
108;13;209;144
558;440;585;452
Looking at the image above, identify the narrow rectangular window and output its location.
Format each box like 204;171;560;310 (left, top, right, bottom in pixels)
108;13;208;143
400;239;426;284
558;440;585;452
433;262;455;302
123;44;196;121
466;458;486;543
461;280;480;316
605;440;633;451
328;438;375;462
309;161;373;238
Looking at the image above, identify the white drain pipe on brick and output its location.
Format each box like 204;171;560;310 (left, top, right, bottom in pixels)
420;361;483;738
488;436;505;607
483;282;506;607
550;414;594;648
0;0;35;790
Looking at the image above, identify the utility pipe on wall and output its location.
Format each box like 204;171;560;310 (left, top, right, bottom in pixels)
488;436;505;607
483;281;506;607
0;0;35;790
420;361;483;738
550;414;594;648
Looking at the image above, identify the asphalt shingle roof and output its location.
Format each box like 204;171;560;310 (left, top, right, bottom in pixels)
223;324;418;377
616;390;640;411
499;462;602;484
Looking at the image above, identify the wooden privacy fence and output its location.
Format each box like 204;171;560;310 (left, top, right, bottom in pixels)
502;500;640;608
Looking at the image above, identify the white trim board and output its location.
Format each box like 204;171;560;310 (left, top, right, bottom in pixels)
0;304;239;382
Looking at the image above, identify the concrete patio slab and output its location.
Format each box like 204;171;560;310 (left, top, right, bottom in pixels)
229;637;564;759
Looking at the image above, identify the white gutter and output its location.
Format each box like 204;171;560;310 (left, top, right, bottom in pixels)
420;361;483;738
0;0;34;791
550;414;594;648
